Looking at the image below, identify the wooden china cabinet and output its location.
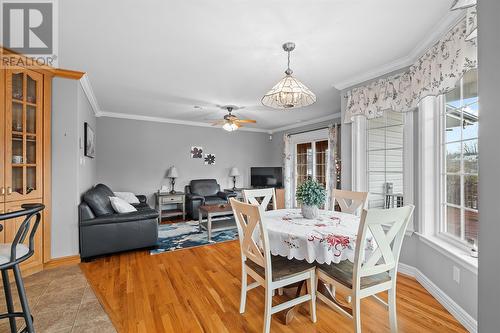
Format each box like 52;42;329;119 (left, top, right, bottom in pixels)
1;65;51;275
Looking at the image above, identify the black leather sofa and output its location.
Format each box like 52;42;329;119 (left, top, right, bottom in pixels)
79;184;159;260
185;179;237;220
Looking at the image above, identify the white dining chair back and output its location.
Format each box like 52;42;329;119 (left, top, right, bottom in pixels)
243;188;277;211
316;205;414;333
332;189;368;215
231;198;270;271
230;198;317;333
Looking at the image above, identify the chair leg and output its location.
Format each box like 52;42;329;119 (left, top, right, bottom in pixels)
263;286;273;333
388;288;398;333
239;266;247;314
306;273;317;323
13;265;34;333
352;296;361;333
1;269;17;333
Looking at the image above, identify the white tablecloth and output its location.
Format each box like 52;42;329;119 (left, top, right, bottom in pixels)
260;209;373;265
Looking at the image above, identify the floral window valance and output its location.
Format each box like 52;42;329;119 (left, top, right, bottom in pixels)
344;17;477;123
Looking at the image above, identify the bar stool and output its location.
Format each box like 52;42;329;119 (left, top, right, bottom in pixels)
0;203;44;333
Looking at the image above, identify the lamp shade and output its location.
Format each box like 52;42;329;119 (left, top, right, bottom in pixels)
261;74;316;109
166;166;179;178
229;167;240;177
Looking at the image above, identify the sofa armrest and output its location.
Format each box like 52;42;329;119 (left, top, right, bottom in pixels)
186;193;205;203
81;209;159;227
217;191;236;200
136;195;147;204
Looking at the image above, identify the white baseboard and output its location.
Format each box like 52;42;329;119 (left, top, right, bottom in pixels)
398;263;477;333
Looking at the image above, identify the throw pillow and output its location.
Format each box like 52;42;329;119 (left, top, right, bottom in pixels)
113;192;140;204
109;197;137;213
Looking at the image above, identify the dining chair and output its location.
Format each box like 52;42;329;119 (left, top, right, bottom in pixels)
332;189;368;215
243;188;277;211
315;205;415;333
229;198;316;333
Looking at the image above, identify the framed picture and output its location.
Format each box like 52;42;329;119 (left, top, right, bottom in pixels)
204;153;215;165
191;146;203;158
84;122;96;158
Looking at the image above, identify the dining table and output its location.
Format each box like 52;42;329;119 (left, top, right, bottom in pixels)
259;208;374;324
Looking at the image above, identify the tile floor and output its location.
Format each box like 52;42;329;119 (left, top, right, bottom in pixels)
0;265;116;333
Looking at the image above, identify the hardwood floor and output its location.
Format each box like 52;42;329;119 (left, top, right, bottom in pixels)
80;241;467;333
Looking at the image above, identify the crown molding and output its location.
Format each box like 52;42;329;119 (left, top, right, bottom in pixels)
333;10;465;91
98;110;271;133
79;74;101;116
268;112;341;134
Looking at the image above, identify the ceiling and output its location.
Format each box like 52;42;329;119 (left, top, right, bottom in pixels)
59;0;454;132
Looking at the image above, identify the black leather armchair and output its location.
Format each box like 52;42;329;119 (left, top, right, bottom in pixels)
185;179;237;220
79;184;159;260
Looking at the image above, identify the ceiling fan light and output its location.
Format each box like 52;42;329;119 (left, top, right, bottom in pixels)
223;122;238;132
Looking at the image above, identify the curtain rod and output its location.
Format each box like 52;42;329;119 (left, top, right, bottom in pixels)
287;123;340;137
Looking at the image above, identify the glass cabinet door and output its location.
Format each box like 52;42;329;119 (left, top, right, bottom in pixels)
0;70;4;203
5;68;43;202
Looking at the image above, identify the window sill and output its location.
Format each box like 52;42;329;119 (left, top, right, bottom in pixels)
416;233;478;274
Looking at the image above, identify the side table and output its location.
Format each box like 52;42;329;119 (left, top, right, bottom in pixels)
155;191;185;221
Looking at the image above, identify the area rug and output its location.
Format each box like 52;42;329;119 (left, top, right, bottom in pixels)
151;219;239;255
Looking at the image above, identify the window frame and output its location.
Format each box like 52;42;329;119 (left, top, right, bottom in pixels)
437;74;479;249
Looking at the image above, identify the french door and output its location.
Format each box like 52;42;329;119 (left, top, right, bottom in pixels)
294;139;329;205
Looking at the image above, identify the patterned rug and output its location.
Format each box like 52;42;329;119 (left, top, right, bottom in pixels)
151;219;239;255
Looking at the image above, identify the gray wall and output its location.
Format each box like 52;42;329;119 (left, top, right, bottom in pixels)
96;117;275;202
51;78;96;259
477;0;500;331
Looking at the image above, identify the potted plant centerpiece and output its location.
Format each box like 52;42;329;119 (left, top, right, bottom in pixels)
296;179;326;219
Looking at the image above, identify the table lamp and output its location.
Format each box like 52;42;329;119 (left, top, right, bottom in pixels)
229;167;240;190
167;166;179;193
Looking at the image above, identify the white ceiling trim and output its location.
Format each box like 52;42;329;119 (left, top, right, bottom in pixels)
79;74;101;116
98;110;272;133
333;10;465;90
269;112;341;134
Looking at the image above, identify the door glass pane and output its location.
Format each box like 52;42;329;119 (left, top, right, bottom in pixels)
27;167;36;194
463;140;478;174
296;143;312;187
446;206;461;238
446;175;461;205
12;73;23;101
315;140;328;188
27;138;36;164
464;209;478;244
27;76;37;104
464;175;478;209
12;102;23;132
12;167;23;195
12;134;23;164
446;142;461;173
26;105;36;134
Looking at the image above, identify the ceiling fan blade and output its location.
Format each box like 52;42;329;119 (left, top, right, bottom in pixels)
235;119;257;124
211;120;226;126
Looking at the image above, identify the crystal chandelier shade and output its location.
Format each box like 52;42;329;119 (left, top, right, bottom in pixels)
262;42;316;109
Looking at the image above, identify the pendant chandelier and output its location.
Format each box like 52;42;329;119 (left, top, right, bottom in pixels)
261;42;316;109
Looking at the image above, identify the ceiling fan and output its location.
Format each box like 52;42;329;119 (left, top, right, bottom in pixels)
211;106;256;132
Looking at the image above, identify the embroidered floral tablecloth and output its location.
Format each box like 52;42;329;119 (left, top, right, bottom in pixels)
260;209;373;265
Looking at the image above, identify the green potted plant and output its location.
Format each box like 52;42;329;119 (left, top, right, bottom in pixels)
296;179;326;219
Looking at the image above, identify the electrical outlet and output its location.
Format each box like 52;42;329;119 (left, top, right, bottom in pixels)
453;266;460;284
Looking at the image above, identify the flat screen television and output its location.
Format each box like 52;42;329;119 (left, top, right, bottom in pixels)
250;167;283;188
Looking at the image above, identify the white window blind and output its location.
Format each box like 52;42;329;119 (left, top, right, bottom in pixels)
366;111;405;209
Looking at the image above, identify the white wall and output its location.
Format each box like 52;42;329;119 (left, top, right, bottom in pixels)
51;77;96;259
477;0;500;330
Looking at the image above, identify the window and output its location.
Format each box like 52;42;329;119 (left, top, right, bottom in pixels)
366;111;405;209
441;69;479;245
